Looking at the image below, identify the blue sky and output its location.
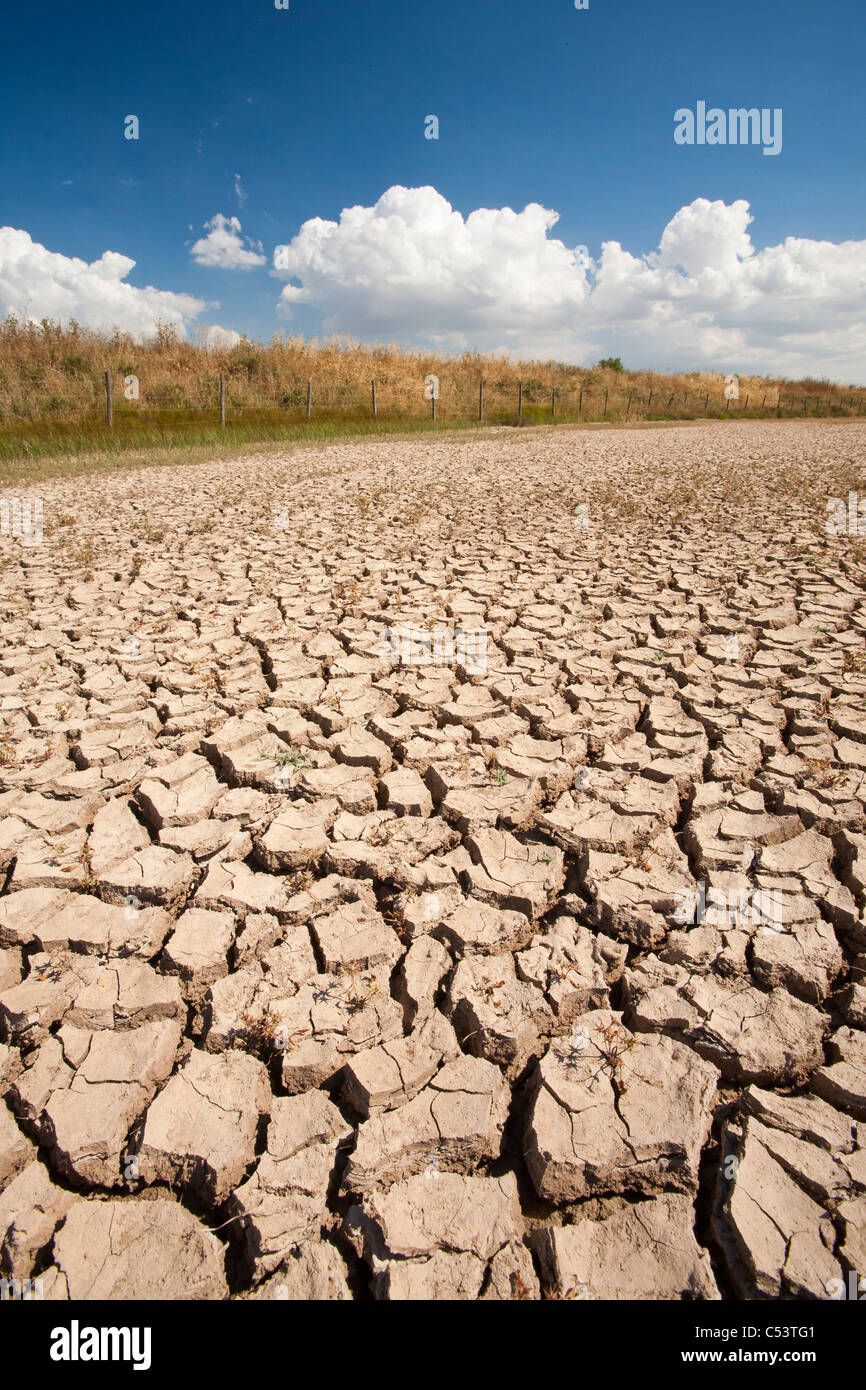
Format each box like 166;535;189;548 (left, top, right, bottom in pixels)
1;0;864;376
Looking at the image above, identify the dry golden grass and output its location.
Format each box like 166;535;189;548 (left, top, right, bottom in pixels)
1;316;863;478
2;316;862;422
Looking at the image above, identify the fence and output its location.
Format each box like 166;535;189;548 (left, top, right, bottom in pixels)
96;373;866;427
11;370;866;436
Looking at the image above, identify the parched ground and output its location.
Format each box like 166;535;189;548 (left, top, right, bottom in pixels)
1;419;865;1301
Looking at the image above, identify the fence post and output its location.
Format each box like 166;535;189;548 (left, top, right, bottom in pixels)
578;386;583;416
626;392;632;418
371;379;377;418
431;392;436;422
479;380;484;422
603;389;608;418
306;378;312;420
648;389;653;412
219;373;225;428
704;392;709;413
518;381;523;421
744;396;749;410
667;392;674;410
761;393;766;409
104;371;113;428
551;387;556;418
684;391;689;409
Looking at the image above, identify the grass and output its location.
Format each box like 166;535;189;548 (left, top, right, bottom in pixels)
230;1011;291;1062
0;412;476;483
0;406;455;461
1;316;863;482
2;412;863;490
275;747;309;770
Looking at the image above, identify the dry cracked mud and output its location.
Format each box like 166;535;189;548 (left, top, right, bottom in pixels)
1;419;865;1300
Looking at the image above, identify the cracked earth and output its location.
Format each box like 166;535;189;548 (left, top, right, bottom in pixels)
1;419;865;1300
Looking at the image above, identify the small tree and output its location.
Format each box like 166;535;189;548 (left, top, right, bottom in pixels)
597;356;624;372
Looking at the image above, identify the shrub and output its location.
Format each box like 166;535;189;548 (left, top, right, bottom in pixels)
235;355;261;375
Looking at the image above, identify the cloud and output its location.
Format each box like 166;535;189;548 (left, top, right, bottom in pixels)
200;323;242;350
190;214;265;270
0;226;208;337
234;174;247;208
273;186;866;379
275;185;586;338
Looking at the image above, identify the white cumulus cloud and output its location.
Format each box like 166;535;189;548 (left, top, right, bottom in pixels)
190;214;265;270
275;185;588;341
0;227;208;338
200;323;242;350
273;186;866;379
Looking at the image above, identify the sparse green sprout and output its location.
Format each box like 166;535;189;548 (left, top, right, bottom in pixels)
276;747;309;769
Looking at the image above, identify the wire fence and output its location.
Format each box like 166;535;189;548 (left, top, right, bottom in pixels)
105;373;866;425
6;370;866;435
